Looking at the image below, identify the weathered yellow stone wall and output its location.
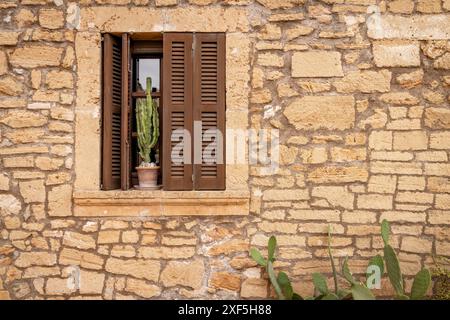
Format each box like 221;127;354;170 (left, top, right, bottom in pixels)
0;0;449;299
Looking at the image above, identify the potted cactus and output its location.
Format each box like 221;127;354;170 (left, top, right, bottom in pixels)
135;77;160;189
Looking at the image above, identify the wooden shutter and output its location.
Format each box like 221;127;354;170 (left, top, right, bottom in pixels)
193;33;226;190
162;33;194;191
102;33;130;190
121;33;131;190
102;34;122;190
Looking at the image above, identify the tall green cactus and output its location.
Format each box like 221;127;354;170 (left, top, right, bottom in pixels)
136;77;160;164
380;220;431;300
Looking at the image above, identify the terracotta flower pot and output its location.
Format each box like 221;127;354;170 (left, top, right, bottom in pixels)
136;166;160;188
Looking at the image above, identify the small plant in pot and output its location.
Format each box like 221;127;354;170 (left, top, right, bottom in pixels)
135;77;160;189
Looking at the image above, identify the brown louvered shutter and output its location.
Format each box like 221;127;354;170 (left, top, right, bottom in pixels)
121;33;131;190
162;33;194;191
102;33;131;190
102;34;122;190
193;33;226;190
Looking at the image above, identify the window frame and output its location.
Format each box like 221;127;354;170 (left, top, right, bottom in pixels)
101;32;227;192
73;7;251;216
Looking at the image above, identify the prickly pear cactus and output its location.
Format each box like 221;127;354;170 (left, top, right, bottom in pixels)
411;269;431;300
381;220;405;296
380;219;431;300
384;244;404;296
249;236;301;300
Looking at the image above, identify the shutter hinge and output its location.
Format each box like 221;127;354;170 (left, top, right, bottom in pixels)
192;174;194;182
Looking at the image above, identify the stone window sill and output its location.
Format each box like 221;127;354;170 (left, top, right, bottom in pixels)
73;190;250;217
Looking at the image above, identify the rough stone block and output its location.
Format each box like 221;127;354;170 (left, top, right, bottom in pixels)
373;41;420;67
284;96;355;131
292;51;343;77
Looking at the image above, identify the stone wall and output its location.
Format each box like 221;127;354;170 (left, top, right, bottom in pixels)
0;0;449;299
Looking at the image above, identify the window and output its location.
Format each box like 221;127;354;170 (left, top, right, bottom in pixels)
101;32;226;192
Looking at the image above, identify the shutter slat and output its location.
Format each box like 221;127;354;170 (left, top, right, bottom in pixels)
102;34;122;190
193;33;226;190
163;33;194;191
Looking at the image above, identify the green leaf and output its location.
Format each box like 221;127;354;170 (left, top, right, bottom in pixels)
367;255;384;276
381;219;390;246
342;258;357;285
351;283;376;300
312;273;329;295
277;271;293;300
268;236;277;262
410;269;431;300
395;294;410;300
322;293;339;300
292;293;303;300
250;248;267;267
267;261;285;300
337;289;352;300
384;245;404;296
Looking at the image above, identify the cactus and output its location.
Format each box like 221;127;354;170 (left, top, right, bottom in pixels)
384;243;404;296
380;219;431;300
342;258;376;300
311;228;342;300
310;226;374;300
328;225;339;295
247;222;433;300
411;269;432;300
136;77;160;165
312;273;329;296
367;255;384;277
366;254;384;290
250;236;302;300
